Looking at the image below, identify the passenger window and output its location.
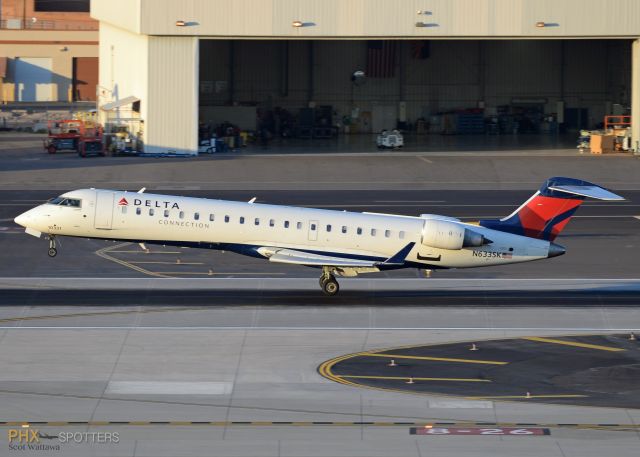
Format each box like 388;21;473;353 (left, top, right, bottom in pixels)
149;208;155;216
326;224;332;232
225;215;230;223
121;206;127;214
194;212;200;221
284;221;290;228
269;219;275;227
357;227;362;235
255;218;260;226
164;209;169;218
136;208;141;215
385;230;391;238
179;211;184;219
209;214;215;222
399;231;405;239
342;226;347;234
371;228;377;236
311;223;316;231
297;222;302;230
240;217;245;224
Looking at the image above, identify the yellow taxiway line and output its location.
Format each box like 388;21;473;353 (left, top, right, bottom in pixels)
128;261;205;265
523;336;625;352
361;352;508;365
159;272;287;275
107;250;182;254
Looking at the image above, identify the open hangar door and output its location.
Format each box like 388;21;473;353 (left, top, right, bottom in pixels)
198;39;631;153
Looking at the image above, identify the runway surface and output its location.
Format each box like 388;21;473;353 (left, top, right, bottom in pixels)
1;189;639;280
1;304;640;456
1;278;640;307
321;334;640;408
1;189;639;456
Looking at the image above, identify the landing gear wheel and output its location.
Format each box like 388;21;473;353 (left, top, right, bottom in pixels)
48;235;57;258
321;276;339;296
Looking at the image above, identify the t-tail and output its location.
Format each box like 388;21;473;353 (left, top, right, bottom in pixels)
479;177;624;241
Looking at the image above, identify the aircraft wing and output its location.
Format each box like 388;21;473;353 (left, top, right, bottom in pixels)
268;249;377;267
266;243;415;268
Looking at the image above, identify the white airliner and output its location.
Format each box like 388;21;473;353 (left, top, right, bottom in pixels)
14;177;623;295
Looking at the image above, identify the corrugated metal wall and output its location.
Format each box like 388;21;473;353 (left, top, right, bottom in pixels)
129;0;640;38
146;36;199;155
200;39;631;127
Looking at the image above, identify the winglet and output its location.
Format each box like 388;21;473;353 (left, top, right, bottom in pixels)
381;242;415;265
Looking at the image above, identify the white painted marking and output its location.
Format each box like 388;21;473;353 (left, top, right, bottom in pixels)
105;381;233;395
374;200;446;203
634;216;640;220
417;156;433;164
459;215;636;219
1;327;637;331
0;203;39;206
427;400;493;409
156;186;201;190
1;277;638;281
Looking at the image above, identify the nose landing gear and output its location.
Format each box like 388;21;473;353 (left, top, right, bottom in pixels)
319;267;339;296
48;235;57;258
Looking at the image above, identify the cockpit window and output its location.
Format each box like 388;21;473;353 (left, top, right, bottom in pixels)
48;197;81;208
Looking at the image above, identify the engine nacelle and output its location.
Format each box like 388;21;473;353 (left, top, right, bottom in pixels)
421;219;491;250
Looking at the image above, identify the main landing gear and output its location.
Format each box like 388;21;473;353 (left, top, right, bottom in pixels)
48;235;57;258
319;267;339;296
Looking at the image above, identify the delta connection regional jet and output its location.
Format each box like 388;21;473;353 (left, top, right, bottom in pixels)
14;177;623;295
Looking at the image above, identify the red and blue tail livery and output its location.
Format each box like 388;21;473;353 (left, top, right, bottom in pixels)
479;177;624;241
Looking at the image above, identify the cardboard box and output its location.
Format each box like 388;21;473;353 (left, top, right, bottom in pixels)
590;134;615;154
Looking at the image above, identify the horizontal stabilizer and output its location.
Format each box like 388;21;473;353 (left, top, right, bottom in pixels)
547;185;624;201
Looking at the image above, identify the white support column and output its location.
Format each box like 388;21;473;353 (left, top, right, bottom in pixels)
632;38;640;153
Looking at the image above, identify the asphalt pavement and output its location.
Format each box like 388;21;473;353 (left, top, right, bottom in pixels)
1;150;640;456
1;189;638;281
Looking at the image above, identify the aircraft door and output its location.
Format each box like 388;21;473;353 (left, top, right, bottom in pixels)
94;191;115;229
308;220;318;241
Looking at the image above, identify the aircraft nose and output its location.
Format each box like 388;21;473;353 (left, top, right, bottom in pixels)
14;211;29;228
547;242;566;258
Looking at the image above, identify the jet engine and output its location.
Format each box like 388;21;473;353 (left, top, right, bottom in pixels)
421;219;491;250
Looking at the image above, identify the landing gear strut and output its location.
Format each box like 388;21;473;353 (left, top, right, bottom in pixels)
48;235;57;258
319;267;339;296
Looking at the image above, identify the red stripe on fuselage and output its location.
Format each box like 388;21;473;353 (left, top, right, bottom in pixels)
517;195;582;238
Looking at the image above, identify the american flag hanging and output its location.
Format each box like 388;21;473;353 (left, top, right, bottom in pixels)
366;40;397;78
410;40;430;59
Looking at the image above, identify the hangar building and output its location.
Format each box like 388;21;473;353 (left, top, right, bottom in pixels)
91;0;640;155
